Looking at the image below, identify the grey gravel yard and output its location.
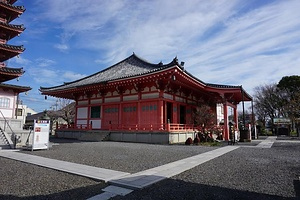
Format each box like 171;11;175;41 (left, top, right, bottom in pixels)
1;138;299;200
20;138;219;173
113;141;300;200
0;157;107;200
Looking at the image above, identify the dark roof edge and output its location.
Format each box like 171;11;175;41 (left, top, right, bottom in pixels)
206;83;241;89
0;83;31;91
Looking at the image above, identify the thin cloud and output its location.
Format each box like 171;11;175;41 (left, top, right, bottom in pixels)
36;58;56;67
63;71;86;80
11;56;31;65
54;43;69;52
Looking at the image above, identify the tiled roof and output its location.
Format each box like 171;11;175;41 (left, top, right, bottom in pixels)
40;53;252;101
206;83;241;89
0;43;25;52
0;82;31;92
0;66;24;82
40;53;177;92
0;22;25;31
0;66;23;74
0;2;25;12
8;0;18;5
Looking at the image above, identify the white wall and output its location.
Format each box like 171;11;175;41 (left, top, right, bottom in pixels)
216;103;224;125
77;107;88;118
0;88;16;119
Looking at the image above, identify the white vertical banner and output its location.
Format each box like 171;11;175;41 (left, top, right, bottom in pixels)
32;119;50;150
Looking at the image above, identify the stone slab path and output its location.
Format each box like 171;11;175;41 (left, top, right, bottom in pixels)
0;150;130;182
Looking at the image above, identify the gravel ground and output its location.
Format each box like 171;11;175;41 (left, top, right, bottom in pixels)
0;157;107;200
20;138;219;173
1;139;299;200
113;141;300;200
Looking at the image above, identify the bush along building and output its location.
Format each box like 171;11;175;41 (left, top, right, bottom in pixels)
0;0;31;148
40;53;252;144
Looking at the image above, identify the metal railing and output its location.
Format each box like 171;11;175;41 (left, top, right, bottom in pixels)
0;110;16;148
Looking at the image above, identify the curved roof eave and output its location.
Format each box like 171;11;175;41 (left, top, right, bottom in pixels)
40;53;178;92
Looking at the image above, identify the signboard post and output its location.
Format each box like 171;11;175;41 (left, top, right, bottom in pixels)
32;119;50;151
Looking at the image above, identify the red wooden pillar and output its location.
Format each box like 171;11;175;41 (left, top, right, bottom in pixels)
119;92;123;129
223;102;229;140
137;90;142;129
233;106;238;130
173;103;178;124
100;90;106;130
158;90;164;130
74;96;79;129
87;95;91;129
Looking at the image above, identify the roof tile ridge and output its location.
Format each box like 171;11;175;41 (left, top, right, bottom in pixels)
0;43;25;51
0;66;23;70
0;21;25;30
0;1;25;12
206;83;240;88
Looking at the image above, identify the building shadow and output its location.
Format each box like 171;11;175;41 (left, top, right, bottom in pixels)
111;178;298;200
49;137;84;144
294;179;300;198
0;183;107;200
0;176;298;200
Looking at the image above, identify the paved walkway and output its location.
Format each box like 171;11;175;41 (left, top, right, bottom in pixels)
109;146;239;190
0;150;130;182
256;136;277;148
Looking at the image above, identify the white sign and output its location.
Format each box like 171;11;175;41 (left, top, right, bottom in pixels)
274;118;291;124
32;120;50;150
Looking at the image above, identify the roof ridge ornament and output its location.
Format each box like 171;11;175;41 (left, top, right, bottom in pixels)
173;56;178;63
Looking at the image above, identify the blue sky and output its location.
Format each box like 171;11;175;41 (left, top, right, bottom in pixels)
6;0;300;112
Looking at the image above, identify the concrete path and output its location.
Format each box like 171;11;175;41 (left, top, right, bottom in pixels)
109;146;239;190
256;136;277;148
0;150;130;182
87;185;133;200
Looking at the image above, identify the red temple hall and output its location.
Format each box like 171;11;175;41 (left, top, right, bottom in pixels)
40;53;252;144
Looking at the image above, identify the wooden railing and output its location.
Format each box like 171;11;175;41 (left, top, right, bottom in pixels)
57;123;197;132
56;123;92;130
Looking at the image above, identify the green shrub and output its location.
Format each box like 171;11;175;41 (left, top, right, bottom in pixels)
290;131;297;136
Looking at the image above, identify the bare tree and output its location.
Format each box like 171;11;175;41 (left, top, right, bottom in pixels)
253;84;285;123
57;99;75;125
193;103;219;142
48;98;75;125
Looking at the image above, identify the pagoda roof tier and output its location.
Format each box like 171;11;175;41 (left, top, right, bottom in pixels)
40;53;252;102
0;43;24;62
0;22;25;40
8;0;18;4
0;66;23;82
0;82;31;93
0;2;25;23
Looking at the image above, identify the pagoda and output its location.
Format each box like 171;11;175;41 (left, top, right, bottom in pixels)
0;0;31;129
40;53;253;144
